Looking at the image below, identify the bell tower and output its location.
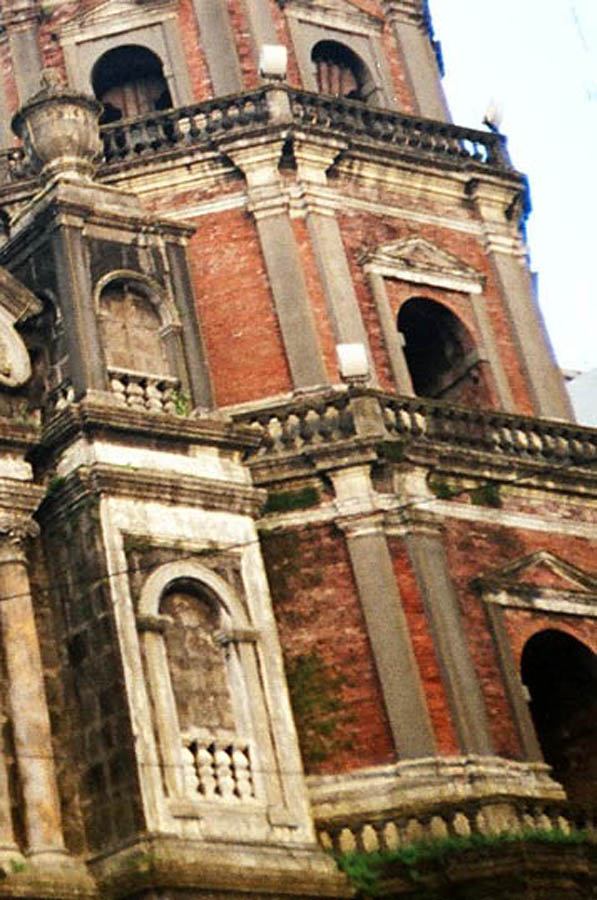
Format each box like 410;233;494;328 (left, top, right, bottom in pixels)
0;1;591;898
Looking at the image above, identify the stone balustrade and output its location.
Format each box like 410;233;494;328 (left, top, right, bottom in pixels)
289;89;510;169
308;757;594;856
316;797;593;855
97;87;511;172
232;388;597;472
242;391;356;455
181;729;257;802
108;369;181;414
46;379;75;416
101;90;270;163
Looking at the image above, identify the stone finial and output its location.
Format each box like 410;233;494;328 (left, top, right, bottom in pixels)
11;73;103;183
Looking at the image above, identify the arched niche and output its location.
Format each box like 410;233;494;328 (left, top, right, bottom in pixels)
397;297;490;405
521;629;597;806
137;561;264;807
96;272;183;371
92;45;173;123
311;40;373;102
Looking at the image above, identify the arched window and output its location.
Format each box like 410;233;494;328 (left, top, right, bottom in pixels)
92;45;173;123
521;630;597;806
311;41;371;102
398;297;489;405
98;277;169;376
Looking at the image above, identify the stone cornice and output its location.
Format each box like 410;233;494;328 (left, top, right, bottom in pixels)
33;397;261;468
41;463;264;518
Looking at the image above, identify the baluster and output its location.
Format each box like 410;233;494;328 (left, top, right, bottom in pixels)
196;740;217;799
146;379;163;412
213;742;235;799
110;375;127;406
231;744;253;799
181;744;200;795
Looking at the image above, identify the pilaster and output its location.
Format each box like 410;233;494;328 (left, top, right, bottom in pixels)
293;135;376;382
364;267;414;394
193;0;243;95
4;0;43;104
241;0;278;73
331;465;436;758
400;513;494;755
469;180;574;420
224;134;328;390
382;0;449;121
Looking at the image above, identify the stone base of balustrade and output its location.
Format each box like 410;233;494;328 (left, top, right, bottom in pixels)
307;756;593;855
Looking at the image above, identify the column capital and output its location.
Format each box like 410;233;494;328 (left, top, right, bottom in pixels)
382;0;427;29
0;515;39;566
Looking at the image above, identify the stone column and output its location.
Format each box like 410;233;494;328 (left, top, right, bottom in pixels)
223;118;328;390
382;1;449;120
404;517;494;755
331;466;436;758
294;136;376;381
469;181;574;421
0;521;65;855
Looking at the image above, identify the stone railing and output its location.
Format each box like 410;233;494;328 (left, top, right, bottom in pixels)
108;369;181;414
44;379;75;417
308;758;594;855
316;797;594;855
289;89;510;169
101;90;270;163
232;388;597;471
241;391;356;454
181;729;257;802
97;87;512;172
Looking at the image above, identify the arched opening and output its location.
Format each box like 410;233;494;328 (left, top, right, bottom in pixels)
92;45;172;123
311;41;371;102
98;277;169;376
398;297;489;405
521;630;597;806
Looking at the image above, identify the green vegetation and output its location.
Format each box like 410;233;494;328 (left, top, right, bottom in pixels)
285;650;352;765
377;441;406;463
470;481;502;508
428;477;461;500
336;828;587;895
263;486;319;514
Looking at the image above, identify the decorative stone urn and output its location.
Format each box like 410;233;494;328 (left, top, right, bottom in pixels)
12;68;103;182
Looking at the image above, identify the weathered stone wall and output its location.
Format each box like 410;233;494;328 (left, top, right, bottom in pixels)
38;498;143;854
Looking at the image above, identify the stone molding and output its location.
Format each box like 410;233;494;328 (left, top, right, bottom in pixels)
475;550;597;619
308;756;564;820
381;0;427;29
360;236;485;294
280;0;384;35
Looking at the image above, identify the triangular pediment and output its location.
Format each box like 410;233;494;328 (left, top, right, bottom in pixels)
360;237;482;282
476;551;597;596
60;0;174;38
278;0;382;28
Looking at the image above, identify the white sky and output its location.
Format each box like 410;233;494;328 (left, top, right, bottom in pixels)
429;1;597;373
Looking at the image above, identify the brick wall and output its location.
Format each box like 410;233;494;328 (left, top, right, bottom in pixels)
261;525;395;774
